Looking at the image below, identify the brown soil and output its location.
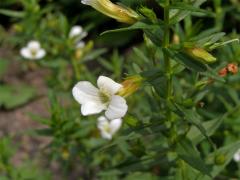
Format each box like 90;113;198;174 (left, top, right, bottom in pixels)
0;47;63;179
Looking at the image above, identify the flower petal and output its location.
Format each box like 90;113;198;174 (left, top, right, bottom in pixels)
69;25;83;38
105;95;128;119
97;76;122;95
20;47;32;59
234;149;240;162
97;116;112;139
27;41;41;49
35;49;46;59
81;102;105;116
72;81;101;105
109;118;122;135
76;41;85;49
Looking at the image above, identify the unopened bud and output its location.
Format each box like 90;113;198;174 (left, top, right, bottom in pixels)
214;154;226;165
197;101;205;108
81;0;139;24
186;48;216;63
61;147;70;160
118;75;143;97
227;63;238;74
218;67;228;77
173;34;180;44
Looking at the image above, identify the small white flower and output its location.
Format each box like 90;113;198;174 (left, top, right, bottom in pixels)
97;116;122;140
69;25;87;39
234;149;240;162
20;41;46;60
76;41;85;49
72;76;128;119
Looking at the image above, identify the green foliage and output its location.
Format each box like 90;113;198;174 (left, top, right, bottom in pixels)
0;0;240;179
0;85;36;109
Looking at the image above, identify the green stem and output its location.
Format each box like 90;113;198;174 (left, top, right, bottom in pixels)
163;0;172;119
214;0;223;31
72;58;81;80
163;0;176;143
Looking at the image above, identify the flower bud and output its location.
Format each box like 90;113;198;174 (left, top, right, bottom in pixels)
227;63;238;74
186;48;216;63
214;154;226;165
118;75;143;97
61;147;70;160
173;34;180;44
81;0;139;24
218;67;228;77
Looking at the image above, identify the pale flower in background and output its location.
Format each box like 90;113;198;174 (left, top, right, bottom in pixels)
76;41;86;49
97;116;122;140
233;149;240;162
69;25;87;39
72;76;128;119
20;41;46;60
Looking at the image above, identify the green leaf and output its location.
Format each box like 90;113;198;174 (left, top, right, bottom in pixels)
124;172;158;180
176;137;212;176
187;117;223;145
143;27;164;47
138;6;158;23
175;104;215;149
100;21;160;36
206;141;240;177
0;84;36;109
164;48;207;72
82;48;107;62
170;2;213;15
0;59;9;79
209;38;240;50
169;0;207;24
190;32;226;47
0;9;25;18
207;141;240;177
133;47;149;63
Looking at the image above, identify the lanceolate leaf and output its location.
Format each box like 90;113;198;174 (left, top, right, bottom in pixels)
0;9;25;18
169;0;207;24
207;141;240;177
170;2;213;15
176;137;212;176
187;117;223;145
100;21;160;36
174;104;216;149
164;48;207;72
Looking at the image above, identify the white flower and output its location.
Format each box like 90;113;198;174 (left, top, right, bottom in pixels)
69;25;87;39
76;41;85;49
72;76;128;119
234;149;240;162
97;116;122;140
20;41;46;60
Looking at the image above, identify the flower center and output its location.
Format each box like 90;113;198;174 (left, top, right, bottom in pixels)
103;124;111;133
30;48;38;57
99;91;111;104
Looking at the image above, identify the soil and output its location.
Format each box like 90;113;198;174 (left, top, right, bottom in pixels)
0;47;63;179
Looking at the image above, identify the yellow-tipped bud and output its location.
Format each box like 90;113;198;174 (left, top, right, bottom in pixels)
61;148;70;160
186;48;216;63
118;75;143;97
81;0;139;24
172;34;180;44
